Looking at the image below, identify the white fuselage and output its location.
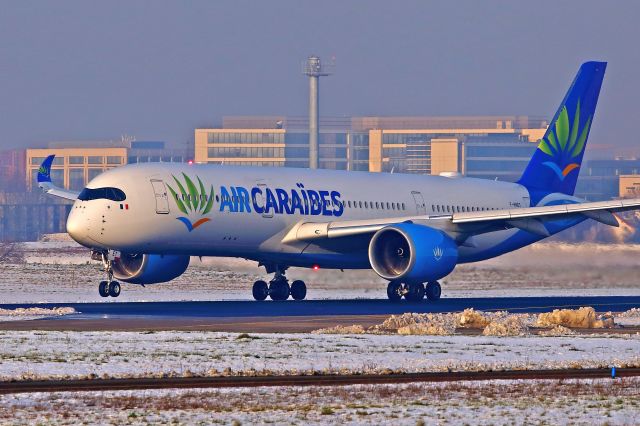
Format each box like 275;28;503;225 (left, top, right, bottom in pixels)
66;163;539;268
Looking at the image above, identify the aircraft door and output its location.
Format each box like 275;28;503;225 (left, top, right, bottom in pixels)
411;191;427;215
256;182;273;218
150;179;170;214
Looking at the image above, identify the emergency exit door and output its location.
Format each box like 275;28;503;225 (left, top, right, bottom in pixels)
150;179;170;214
411;191;427;215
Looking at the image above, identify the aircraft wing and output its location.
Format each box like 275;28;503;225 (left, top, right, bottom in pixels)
37;155;80;201
282;198;640;243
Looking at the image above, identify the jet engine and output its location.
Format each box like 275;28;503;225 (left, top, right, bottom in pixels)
112;253;190;284
368;223;457;283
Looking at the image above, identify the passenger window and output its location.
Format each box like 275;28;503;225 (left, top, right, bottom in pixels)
401;203;405;210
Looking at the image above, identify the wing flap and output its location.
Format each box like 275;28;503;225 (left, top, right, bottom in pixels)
452;198;640;225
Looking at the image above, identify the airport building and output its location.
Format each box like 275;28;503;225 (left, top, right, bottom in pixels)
25;140;191;191
195;115;548;182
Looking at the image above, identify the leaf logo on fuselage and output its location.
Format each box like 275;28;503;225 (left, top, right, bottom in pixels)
166;173;214;232
537;99;592;181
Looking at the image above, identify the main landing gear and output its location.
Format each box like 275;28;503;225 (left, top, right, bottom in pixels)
387;280;441;302
252;266;307;301
94;250;122;298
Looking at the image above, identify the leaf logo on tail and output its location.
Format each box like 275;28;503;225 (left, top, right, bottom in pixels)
165;173;215;232
537;99;592;181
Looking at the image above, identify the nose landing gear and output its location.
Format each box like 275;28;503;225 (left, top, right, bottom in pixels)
95;250;122;298
252;264;307;301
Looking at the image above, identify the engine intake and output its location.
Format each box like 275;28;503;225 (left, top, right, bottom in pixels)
368;223;457;283
112;253;190;284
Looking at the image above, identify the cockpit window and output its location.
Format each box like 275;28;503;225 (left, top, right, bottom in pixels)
78;187;126;202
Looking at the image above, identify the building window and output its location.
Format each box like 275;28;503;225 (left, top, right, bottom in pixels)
107;156;122;165
69;169;85;191
69;156;84;164
88;156;103;165
88;168;103;181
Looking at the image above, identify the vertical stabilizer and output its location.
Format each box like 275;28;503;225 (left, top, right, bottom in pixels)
518;62;606;196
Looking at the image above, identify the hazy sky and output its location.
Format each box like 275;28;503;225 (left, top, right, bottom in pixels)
1;1;639;149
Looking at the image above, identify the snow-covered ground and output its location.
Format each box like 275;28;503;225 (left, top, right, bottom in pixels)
0;307;76;322
2;378;639;425
2;239;640;303
0;330;638;381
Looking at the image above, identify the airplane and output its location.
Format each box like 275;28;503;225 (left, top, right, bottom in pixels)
37;61;640;301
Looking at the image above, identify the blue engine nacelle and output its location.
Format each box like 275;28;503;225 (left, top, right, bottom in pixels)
368;223;458;283
112;253;190;284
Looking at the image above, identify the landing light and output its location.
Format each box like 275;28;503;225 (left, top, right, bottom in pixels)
187;160;194;165
312;264;320;271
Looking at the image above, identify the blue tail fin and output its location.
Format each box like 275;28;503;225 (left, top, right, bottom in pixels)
37;154;55;183
518;62;606;197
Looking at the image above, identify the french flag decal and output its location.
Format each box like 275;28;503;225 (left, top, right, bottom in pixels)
120;204;129;210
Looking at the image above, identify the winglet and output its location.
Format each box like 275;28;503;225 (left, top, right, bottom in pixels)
37;155;55;183
36;154;80;201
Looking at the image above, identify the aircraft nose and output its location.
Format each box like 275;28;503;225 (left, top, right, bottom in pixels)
66;205;92;247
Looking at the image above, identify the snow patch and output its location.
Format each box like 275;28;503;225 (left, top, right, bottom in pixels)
0;307;76;321
311;325;365;334
536;307;615;328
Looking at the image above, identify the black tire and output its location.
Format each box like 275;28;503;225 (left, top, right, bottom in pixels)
386;281;403;302
98;281;109;298
108;281;121;298
404;282;425;302
290;280;307;301
425;281;442;301
252;280;269;301
269;279;290;301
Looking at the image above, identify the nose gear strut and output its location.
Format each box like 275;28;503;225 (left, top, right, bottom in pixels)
93;249;122;298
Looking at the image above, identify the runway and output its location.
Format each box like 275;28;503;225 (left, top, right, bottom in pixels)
1;295;639;332
2;295;639;317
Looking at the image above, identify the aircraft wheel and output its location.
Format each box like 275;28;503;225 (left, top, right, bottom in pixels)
404;282;425;302
425;281;442;301
269;279;290;301
252;280;269;301
290;280;307;301
108;281;121;298
98;281;109;298
386;281;403;302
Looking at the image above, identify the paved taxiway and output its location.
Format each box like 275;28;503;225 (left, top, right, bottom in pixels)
1;296;639;333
